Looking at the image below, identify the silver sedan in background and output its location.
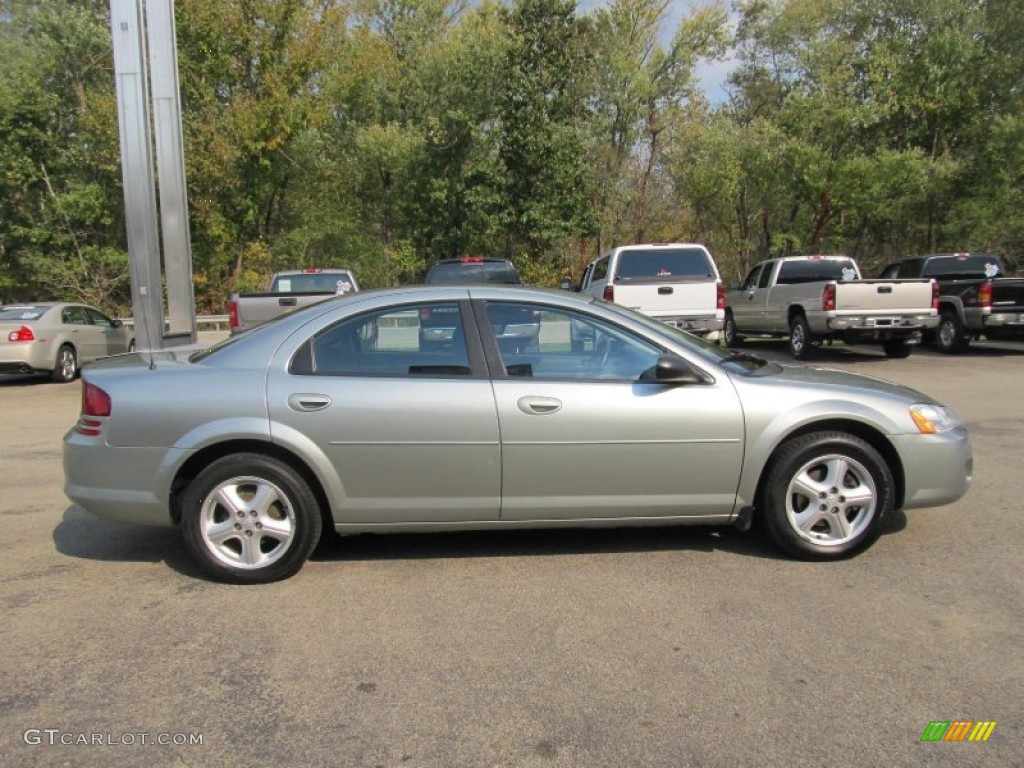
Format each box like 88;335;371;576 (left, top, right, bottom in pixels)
63;287;972;583
1;302;134;382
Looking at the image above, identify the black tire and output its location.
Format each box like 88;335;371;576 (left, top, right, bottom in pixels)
723;311;744;348
788;314;816;360
760;432;893;560
882;339;913;358
936;311;970;354
50;344;77;383
128;338;136;353
179;453;322;584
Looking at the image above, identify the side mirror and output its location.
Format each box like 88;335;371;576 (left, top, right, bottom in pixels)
111;319;123;328
650;353;706;385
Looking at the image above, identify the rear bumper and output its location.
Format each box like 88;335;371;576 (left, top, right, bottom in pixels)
63;432;179;527
982;312;1024;330
0;343;53;372
651;314;724;336
823;315;938;338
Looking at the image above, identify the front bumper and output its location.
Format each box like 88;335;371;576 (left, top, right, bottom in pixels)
892;426;973;510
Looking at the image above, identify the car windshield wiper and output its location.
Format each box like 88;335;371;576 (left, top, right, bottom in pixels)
726;351;767;367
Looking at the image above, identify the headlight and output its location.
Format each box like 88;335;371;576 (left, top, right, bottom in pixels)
910;404;961;434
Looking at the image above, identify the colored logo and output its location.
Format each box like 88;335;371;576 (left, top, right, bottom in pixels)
920;721;996;742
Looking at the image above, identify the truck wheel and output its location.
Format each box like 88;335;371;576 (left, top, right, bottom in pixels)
723;311;744;348
788;315;816;360
936;312;970;354
180;453;322;584
882;339;913;358
759;432;893;560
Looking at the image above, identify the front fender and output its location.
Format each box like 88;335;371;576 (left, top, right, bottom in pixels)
736;399;903;508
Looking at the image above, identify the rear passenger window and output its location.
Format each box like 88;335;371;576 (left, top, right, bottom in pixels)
292;303;471;377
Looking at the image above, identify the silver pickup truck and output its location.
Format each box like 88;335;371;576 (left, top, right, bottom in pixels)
229;269;359;334
580;243;724;339
724;255;938;359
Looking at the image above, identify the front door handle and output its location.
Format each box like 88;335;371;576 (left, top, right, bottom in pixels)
517;396;562;415
287;393;332;412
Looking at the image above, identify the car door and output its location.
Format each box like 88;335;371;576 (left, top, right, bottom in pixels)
730;264;764;330
477;299;745;521
266;299;501;524
61;305;104;362
85;308;129;355
737;261;776;331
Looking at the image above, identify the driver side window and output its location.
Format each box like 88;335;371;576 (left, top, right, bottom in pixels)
485;302;661;381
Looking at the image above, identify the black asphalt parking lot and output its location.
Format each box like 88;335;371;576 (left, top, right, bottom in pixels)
1;338;1021;767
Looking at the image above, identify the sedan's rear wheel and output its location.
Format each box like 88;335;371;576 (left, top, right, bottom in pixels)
51;344;77;383
760;432;893;560
180;453;322;583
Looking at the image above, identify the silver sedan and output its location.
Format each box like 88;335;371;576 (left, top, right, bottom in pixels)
63;286;972;583
1;302;134;382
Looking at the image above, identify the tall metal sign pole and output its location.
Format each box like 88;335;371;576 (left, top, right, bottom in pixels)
110;0;196;349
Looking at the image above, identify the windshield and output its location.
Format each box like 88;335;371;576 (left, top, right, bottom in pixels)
922;255;1003;280
599;299;772;372
270;272;356;293
776;258;858;284
426;261;521;285
615;248;715;281
0;305;50;322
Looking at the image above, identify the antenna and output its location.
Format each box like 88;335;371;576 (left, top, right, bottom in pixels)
139;286;157;370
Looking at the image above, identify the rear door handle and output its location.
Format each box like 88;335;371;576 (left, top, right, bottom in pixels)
287;393;332;412
517;396;562;415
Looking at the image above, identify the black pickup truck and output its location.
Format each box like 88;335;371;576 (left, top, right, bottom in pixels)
879;253;1024;353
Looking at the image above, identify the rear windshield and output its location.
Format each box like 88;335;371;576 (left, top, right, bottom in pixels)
922;255;1003;280
0;305;49;321
425;261;521;285
270;273;356;293
777;259;858;284
614;248;715;281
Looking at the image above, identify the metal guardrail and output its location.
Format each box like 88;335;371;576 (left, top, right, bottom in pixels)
118;314;230;331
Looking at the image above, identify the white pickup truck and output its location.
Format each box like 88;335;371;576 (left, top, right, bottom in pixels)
724;255;939;359
580;243;724;339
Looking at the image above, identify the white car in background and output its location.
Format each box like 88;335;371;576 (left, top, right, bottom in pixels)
0;302;134;382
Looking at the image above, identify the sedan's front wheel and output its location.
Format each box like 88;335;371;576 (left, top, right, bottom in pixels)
760;433;893;560
180;453;322;583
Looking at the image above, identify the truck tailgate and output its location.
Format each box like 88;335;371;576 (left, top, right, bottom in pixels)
834;280;934;313
612;280;720;317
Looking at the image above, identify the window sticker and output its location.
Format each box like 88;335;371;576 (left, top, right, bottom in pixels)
336;280;353;294
984;262;999;278
277;279;292;291
841;267;857;281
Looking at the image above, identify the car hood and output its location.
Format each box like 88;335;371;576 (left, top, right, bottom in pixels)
767;363;936;404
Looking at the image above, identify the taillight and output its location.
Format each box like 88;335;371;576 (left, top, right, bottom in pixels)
978;280;992;308
77;381;111;436
228;299;238;329
82;381;111;416
603;284;614;302
931;280;940;310
823;283;836;312
716;281;726;310
7;325;35;342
